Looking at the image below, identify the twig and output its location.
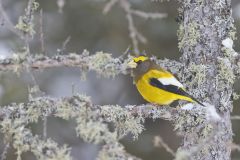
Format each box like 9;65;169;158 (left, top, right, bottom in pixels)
130;10;167;19
103;0;118;14
120;0;146;54
0;0;23;38
71;83;76;95
0;143;9;160
28;58;47;139
153;135;175;157
43;116;47;140
61;36;71;53
126;11;141;54
25;0;35;53
103;0;166;55
231;143;240;152
26;0;35;23
57;0;65;13
28;73;48;140
39;9;45;54
231;116;240;120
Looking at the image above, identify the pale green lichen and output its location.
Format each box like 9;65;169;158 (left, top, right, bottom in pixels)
76;118;117;144
222;48;235;61
1;116;72;160
31;139;71;160
15;16;35;35
68;95;144;143
216;57;235;85
97;143;139;160
15;0;39;36
200;124;213;138
186;62;207;88
99;105;144;140
55;94;143;147
0;94;145;159
175;149;191;160
89;51;120;78
232;92;240;100
173;108;207;136
12;47;29;63
229;28;237;41
178;22;200;49
54;102;75;120
177;24;184;49
179;62;207;99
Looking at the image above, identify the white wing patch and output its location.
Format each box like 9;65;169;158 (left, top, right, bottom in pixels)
158;77;183;88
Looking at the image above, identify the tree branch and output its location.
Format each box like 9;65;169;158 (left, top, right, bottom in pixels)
0;50;183;78
103;0;167;54
0;94;176;160
0;93;222;159
0;0;23;38
0;95;175;122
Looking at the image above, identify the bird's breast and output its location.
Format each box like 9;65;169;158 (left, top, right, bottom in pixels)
135;75;176;105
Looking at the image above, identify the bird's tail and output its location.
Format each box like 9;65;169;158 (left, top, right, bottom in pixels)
184;92;205;107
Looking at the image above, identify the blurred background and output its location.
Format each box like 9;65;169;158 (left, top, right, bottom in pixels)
0;0;239;159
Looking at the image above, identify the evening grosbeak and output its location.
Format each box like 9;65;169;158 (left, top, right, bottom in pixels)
127;55;204;106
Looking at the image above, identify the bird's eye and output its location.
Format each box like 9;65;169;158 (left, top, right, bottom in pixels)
137;60;142;64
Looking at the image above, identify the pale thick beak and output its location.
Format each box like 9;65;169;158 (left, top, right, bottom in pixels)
127;60;137;68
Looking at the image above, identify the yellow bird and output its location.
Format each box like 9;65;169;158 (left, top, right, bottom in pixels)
127;55;204;106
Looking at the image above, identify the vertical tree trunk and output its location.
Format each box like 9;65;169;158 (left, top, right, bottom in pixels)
178;0;235;159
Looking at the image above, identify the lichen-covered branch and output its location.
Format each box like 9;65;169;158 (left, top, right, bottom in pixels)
0;93;222;160
0;50;183;78
0;50;125;77
0;94;175;160
0;94;174;125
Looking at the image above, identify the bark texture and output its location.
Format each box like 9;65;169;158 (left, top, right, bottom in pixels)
178;0;235;159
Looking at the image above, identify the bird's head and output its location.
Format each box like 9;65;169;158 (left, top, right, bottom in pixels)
127;55;152;78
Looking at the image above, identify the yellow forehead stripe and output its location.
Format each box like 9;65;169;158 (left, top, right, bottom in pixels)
133;56;148;62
